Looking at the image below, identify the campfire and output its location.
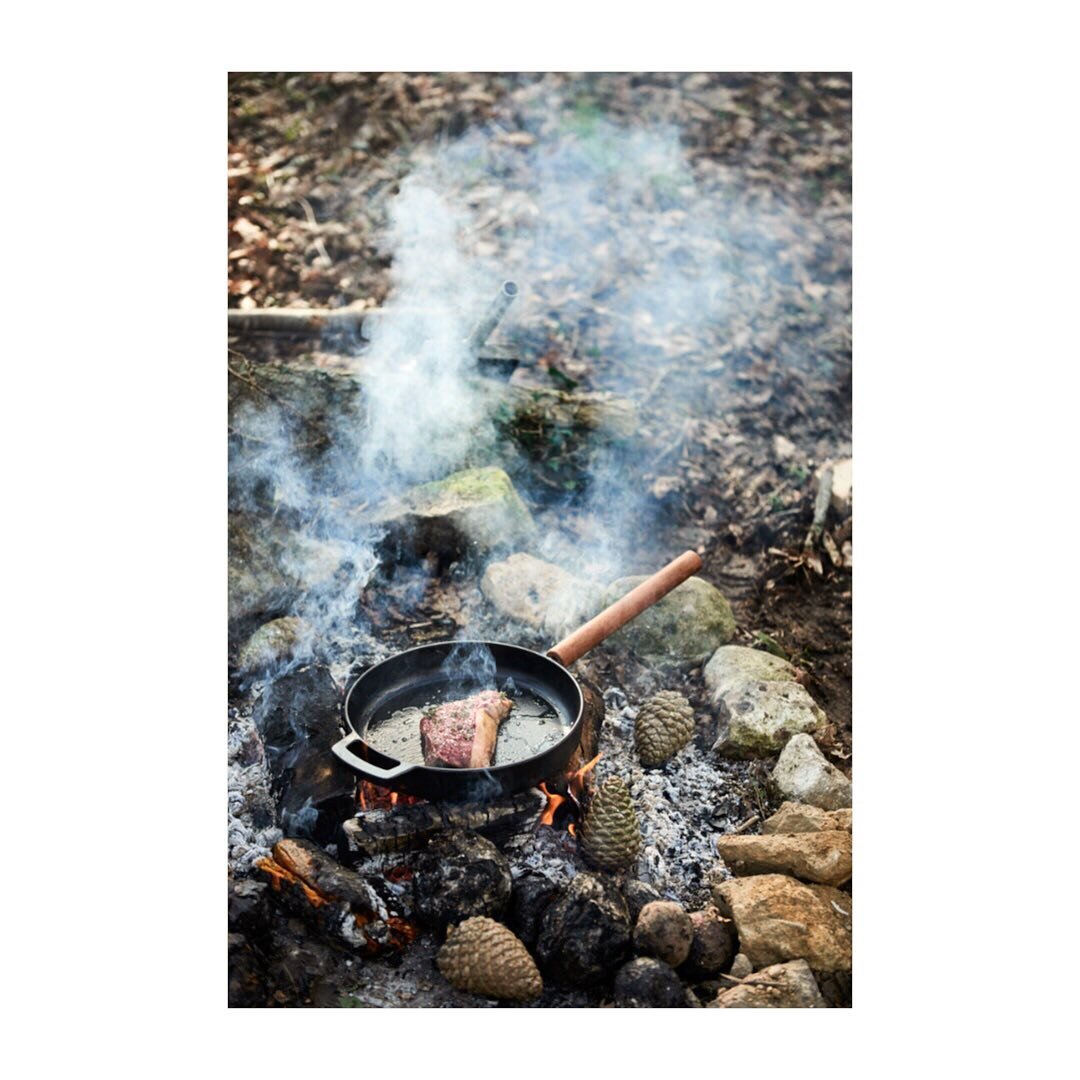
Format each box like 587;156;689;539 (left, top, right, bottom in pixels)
229;72;853;1010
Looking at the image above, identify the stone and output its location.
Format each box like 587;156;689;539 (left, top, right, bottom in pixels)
228;512;349;628
771;733;852;810
708;959;828;1008
817;458;852;514
613;957;686;1008
729;953;753;980
712;874;852;973
368;466;535;559
535;872;632;986
716;831;852;887
680;908;736;978
480;553;601;636
236;616;313;676
633;900;694;967
704;646;826;756
622;880;662;923
254;663;342;769
762;802;852;835
772;434;797;460
508;871;559;950
601;576;736;667
411;830;512;931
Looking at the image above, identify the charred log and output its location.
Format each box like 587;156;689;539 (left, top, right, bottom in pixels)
336;789;546;863
256;838;417;957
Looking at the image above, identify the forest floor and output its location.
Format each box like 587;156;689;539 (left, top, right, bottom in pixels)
227;71;852;762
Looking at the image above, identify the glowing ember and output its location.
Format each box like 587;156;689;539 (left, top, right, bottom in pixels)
255;856;327;907
357;780;424;812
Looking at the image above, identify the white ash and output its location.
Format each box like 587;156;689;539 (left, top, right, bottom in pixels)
594;700;752;906
227;705;282;871
338;932;592;1009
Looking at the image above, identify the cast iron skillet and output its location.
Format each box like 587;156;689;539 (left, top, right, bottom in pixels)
333;551;702;801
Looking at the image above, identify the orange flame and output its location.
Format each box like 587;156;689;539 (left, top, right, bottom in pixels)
538;782;566;827
569;753;602;798
255;856;327;908
538;754;602;831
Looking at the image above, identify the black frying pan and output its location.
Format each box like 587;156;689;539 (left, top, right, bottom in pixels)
333;551;702;801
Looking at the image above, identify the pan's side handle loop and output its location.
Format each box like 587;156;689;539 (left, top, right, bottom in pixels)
332;736;415;782
547;550;703;668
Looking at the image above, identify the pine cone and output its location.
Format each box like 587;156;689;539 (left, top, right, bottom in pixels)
579;776;641;873
634;690;695;766
436;917;542;1001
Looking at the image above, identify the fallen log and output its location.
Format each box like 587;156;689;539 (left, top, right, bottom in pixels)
228;280;518;355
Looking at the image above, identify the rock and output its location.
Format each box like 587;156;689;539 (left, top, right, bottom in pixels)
436;917;543;1002
680;908;736;978
236;616;313;675
729;953;753;980
817;458;852;514
771;733;852;810
368;466;535;559
815;969;853;1008
601;576;736;667
480;553;601;636
772;434;797;460
411;830;512;931
716;831;852;887
535;872;632;986
712;874;852;973
633;900;694;968
704;646;826;756
622;880;662;923
762;802;852;834
254;663;342;769
508;871;559;950
228;512;348;627
708;959;828;1008
613;957;685;1008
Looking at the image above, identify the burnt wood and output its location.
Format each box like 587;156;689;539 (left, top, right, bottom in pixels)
336;789;546;863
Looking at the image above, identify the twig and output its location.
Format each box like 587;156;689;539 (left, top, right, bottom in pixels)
803;464;833;552
297;197;333;268
716;972;787;989
732;814;759;834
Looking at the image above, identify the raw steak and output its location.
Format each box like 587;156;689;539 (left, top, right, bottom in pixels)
420;691;512;768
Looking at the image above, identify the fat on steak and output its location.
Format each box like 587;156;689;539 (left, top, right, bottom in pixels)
420;691;512;769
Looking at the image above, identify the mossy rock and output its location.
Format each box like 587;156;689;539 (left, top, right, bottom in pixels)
370;466;536;558
601;576;736;666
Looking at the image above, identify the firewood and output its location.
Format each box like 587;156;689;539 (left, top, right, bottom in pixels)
336;790;546;864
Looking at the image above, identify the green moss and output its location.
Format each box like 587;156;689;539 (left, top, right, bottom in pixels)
409;465;517;505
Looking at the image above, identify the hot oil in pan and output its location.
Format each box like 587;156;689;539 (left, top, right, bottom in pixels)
364;681;567;767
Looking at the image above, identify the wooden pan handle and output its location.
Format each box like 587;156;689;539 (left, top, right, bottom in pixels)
547;550;703;668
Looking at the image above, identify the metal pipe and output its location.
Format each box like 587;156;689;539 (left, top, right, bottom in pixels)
466;280;518;352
